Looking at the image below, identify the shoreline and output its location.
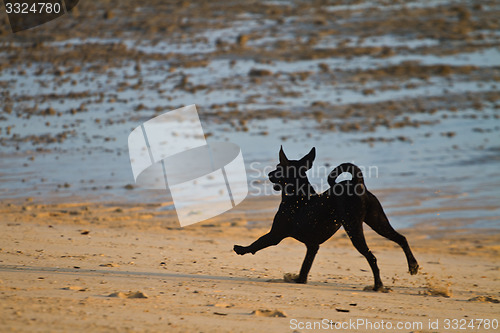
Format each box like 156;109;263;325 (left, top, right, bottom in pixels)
2;197;499;257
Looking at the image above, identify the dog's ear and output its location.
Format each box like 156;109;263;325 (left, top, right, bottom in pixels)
279;145;289;165
299;147;316;170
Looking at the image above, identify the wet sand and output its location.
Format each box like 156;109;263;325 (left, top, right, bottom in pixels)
1;0;499;228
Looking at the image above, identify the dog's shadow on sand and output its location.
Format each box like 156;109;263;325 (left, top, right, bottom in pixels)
1;264;393;293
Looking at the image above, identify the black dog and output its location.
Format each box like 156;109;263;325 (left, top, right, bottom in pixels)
234;147;418;291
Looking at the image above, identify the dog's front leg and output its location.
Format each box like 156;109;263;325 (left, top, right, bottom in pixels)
234;232;285;255
293;244;319;283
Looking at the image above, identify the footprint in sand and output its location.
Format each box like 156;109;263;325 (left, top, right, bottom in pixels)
252;309;287;317
107;291;148;299
62;286;87;291
100;263;119;267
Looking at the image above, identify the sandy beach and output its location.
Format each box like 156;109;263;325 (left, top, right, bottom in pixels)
0;198;499;332
1;0;499;332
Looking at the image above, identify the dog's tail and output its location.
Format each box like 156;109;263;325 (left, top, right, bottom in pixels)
327;163;365;187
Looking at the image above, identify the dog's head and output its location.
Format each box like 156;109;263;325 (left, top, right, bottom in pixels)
268;146;315;194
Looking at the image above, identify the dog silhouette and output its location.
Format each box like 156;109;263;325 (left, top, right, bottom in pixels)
234;146;418;291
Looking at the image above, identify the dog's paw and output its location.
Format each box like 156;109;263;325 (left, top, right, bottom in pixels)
364;285;392;293
233;245;246;255
409;263;419;275
284;273;307;284
283;273;298;282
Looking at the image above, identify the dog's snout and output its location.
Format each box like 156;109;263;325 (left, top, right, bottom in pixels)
268;170;278;184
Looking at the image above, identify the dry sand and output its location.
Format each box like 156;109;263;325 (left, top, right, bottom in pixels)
0;198;498;332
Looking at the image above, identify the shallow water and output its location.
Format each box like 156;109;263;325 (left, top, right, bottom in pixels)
1;101;498;230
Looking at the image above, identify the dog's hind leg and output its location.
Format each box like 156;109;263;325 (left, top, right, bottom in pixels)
293;244;319;284
343;222;384;291
364;197;419;275
234;232;285;255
